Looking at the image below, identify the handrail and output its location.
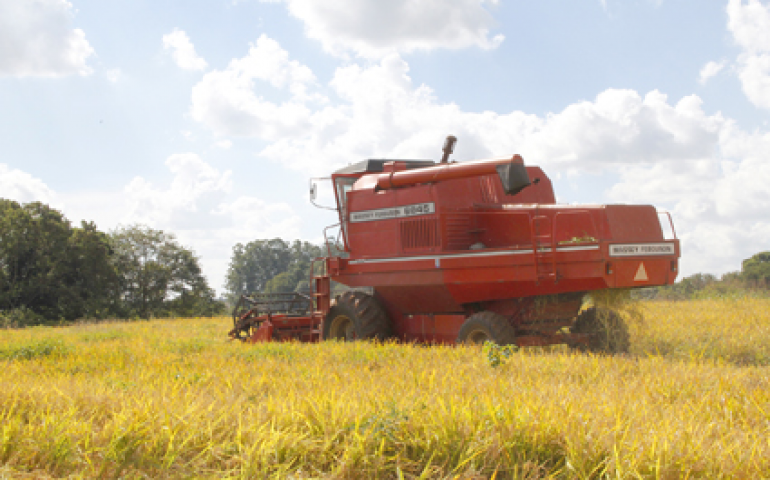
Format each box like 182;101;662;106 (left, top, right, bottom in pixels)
657;211;678;240
323;223;345;257
529;210;600;281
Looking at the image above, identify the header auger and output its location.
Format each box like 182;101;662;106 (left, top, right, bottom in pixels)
229;136;680;353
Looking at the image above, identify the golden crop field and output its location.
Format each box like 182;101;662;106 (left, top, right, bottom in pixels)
1;299;769;479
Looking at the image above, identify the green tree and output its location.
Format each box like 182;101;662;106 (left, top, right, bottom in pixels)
265;241;324;293
0;200;118;323
225;239;293;300
226;239;325;298
741;252;770;288
60;221;121;319
110;225;222;318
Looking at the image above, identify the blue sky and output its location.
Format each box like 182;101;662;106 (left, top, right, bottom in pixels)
2;0;770;293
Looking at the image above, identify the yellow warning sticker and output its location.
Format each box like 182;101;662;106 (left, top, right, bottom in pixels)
634;263;648;282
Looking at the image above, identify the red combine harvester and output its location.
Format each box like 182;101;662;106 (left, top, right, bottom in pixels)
229;136;680;352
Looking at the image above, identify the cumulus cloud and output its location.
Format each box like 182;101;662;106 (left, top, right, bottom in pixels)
0;163;57;204
122;153;300;242
121;153;301;288
123;153;233;227
267;0;504;58
251;52;725;177
163;29;208;71
194;38;726;175
698;60;726;84
191;34;320;138
727;0;770;109
0;0;94;77
518;91;723;170
713;127;770;219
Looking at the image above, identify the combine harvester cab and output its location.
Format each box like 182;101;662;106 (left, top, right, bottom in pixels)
230;136;680;353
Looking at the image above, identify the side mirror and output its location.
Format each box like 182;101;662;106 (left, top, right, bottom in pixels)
308;178;337;211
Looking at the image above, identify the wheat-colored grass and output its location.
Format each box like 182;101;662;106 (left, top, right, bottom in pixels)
1;299;769;478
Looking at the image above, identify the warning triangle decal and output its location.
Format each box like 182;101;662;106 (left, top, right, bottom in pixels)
634;262;649;282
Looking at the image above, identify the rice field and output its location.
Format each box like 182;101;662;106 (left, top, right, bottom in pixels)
1;298;769;479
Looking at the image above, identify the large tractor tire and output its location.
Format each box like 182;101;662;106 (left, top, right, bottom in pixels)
457;311;517;346
323;290;392;341
570;306;630;354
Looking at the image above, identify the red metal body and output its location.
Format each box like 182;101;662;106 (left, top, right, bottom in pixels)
232;152;680;346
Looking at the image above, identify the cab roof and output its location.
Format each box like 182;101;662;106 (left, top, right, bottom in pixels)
333;159;435;175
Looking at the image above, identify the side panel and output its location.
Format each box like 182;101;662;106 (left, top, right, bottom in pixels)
346;189;398;257
605;205;664;241
476;212;533;248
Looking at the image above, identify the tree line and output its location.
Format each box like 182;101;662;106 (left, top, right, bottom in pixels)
0;199;332;327
0;199;223;327
224;239;336;304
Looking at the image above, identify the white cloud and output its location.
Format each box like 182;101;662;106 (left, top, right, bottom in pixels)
253;53;724;177
698;60;726;84
267;0;504;58
119;153;300;289
713;127;770;219
0;164;57;204
727;0;770;50
727;0;770;109
191;34;320;138
736;53;770;109
123;153;232;226
0;0;94;77
162;29;208;71
518;91;723;171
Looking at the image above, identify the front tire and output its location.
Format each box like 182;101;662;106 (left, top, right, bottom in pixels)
570;307;630;354
323;291;391;341
457;311;517;346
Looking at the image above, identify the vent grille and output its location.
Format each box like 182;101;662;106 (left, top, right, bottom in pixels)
445;214;471;250
400;217;439;250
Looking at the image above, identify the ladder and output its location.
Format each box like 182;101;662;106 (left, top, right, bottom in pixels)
531;215;557;282
309;258;332;338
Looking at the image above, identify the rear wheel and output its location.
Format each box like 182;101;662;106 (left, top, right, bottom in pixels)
570;307;630;354
457;311;517;346
323;291;391;341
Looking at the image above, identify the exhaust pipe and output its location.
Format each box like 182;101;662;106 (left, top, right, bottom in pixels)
440;135;457;164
